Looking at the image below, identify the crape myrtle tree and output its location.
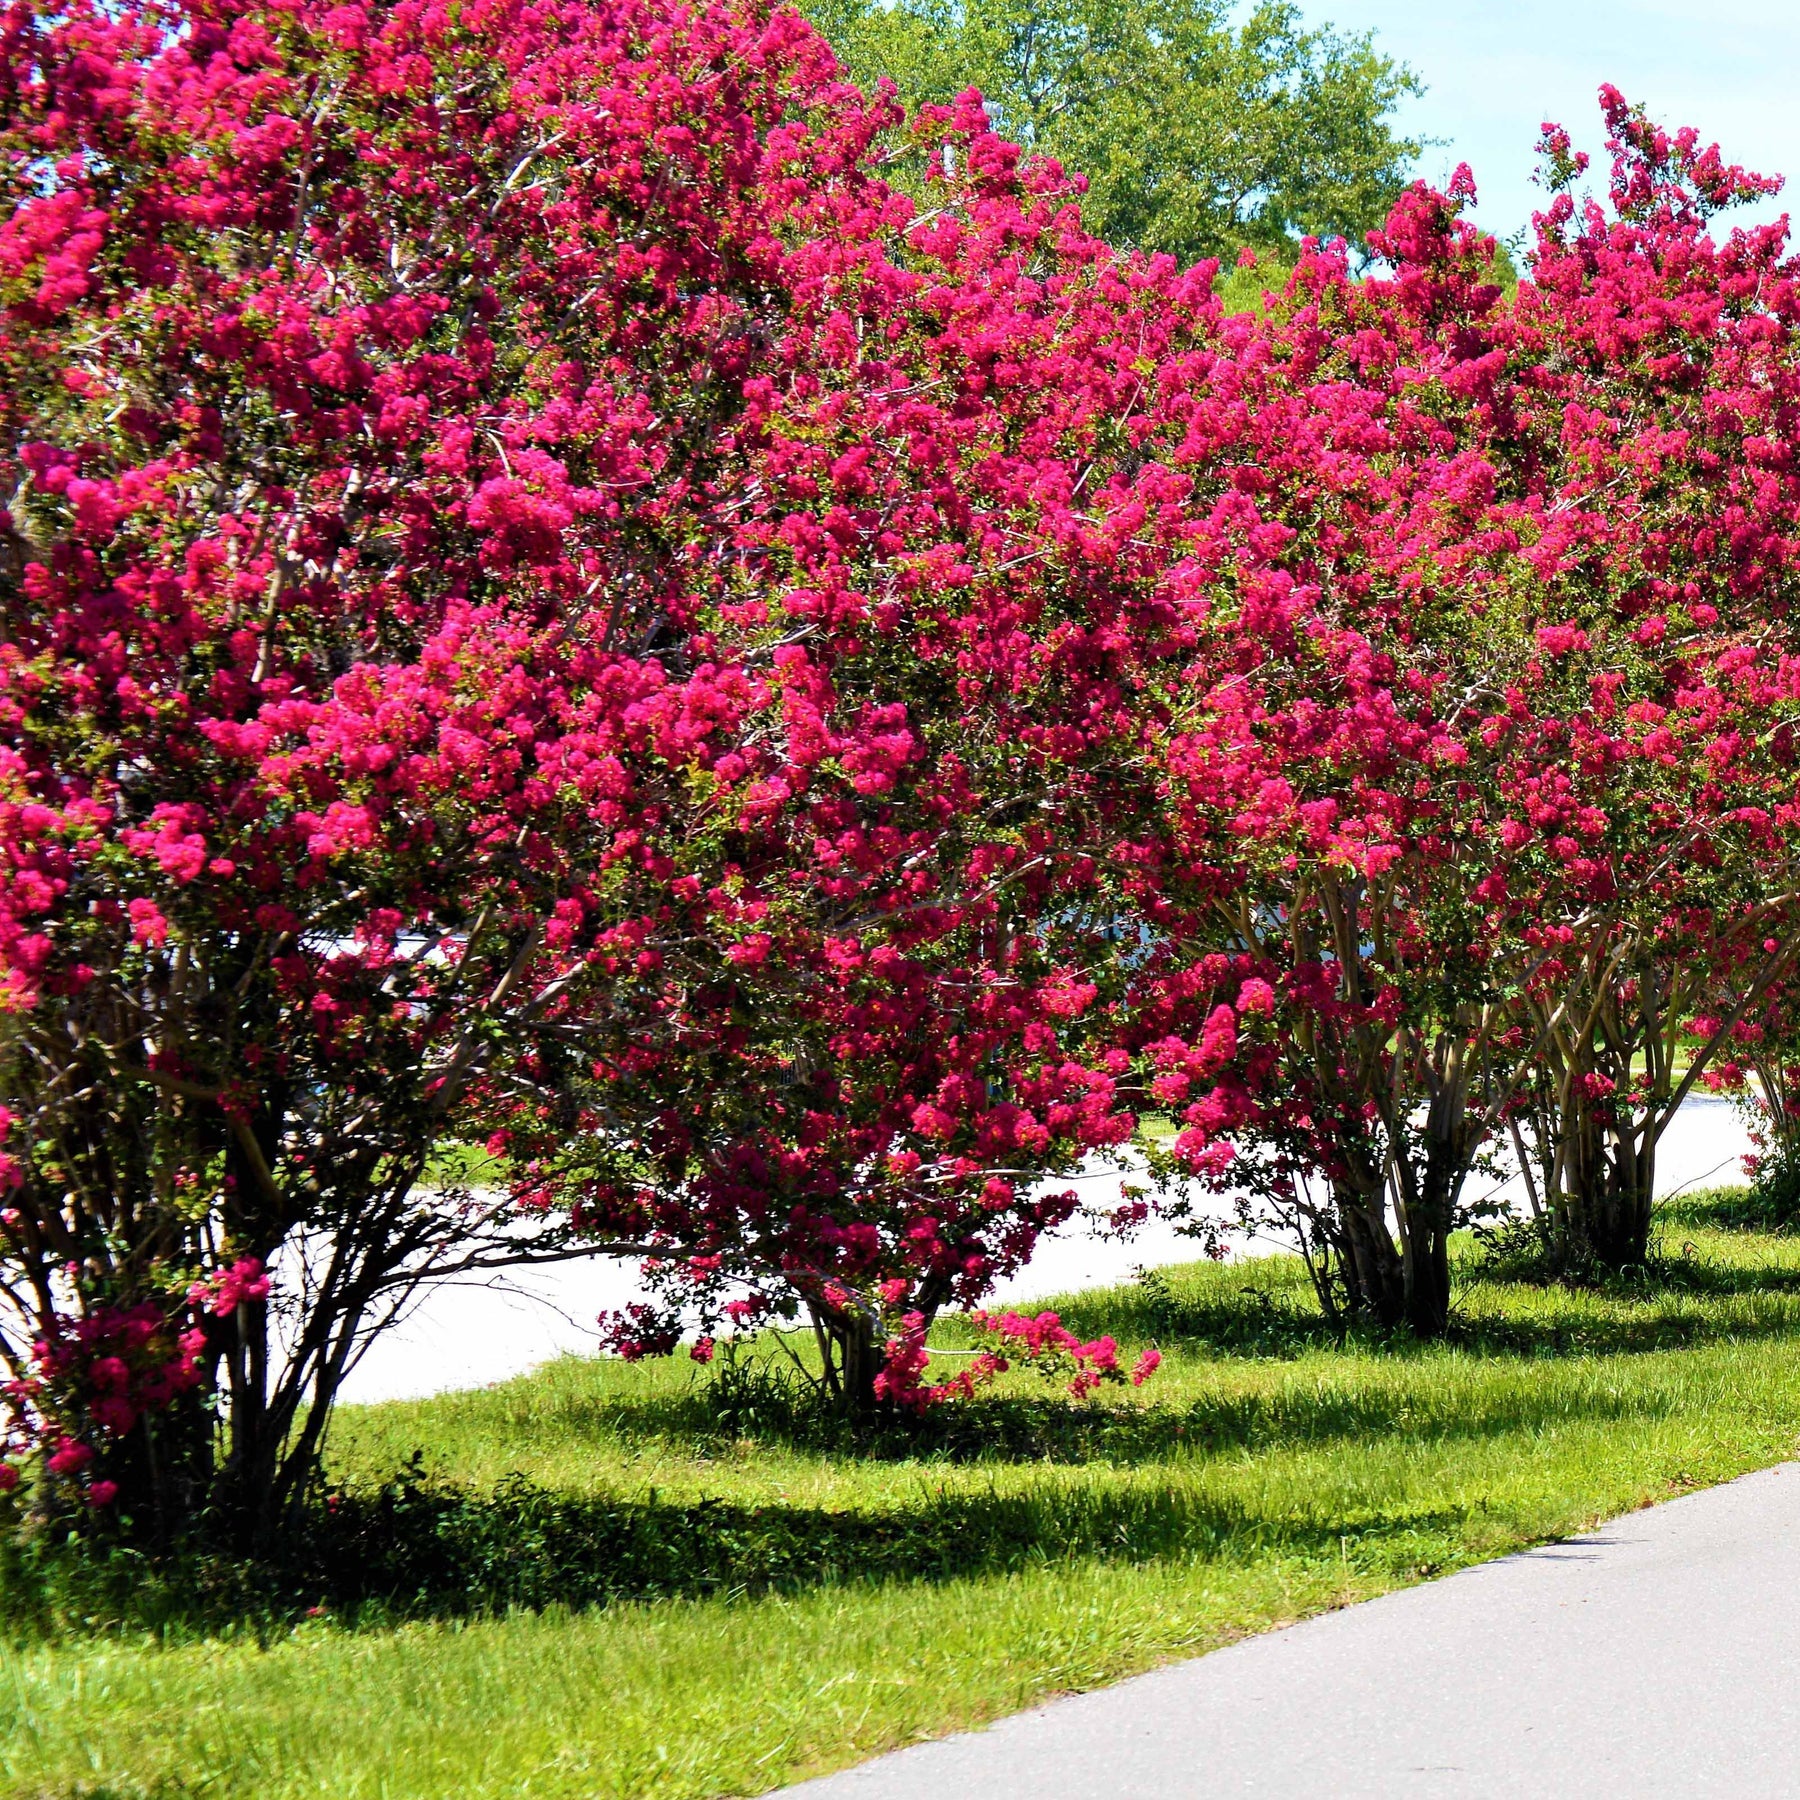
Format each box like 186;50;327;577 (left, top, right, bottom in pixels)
1125;179;1542;1334
1128;95;1800;1324
1476;97;1800;1271
0;0;890;1538
0;0;1218;1535
480;101;1237;1416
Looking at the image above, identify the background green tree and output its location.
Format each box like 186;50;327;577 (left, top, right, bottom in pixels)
812;0;1423;265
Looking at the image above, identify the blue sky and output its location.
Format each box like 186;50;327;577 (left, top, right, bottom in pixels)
1314;0;1800;243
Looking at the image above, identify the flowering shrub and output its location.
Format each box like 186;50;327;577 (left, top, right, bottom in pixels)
5;0;1800;1566
3;0;1205;1523
472;88;1246;1408
1131;94;1800;1313
873;1307;1160;1411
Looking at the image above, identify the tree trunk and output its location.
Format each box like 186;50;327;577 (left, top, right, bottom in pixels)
1402;1153;1456;1339
1332;1179;1406;1327
1575;1155;1655;1271
1559;1107;1655;1271
1404;1232;1451;1336
1400;1093;1477;1339
810;1302;880;1419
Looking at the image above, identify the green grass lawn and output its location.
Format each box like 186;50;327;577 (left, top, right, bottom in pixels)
5;1193;1800;1800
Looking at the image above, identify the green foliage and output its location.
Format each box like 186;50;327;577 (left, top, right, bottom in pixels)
420;1141;513;1190
815;0;1423;263
1747;1139;1800;1231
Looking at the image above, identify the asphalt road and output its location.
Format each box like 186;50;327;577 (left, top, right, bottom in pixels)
773;1460;1800;1799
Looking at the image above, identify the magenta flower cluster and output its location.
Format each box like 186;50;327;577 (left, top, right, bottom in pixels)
7;1303;207;1506
5;0;1800;1517
875;1308;1161;1411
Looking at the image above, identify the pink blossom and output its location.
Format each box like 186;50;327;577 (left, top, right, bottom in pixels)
46;1440;93;1476
126;899;169;948
1235;978;1275;1017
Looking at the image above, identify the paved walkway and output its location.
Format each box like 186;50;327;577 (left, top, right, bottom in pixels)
776;1461;1800;1799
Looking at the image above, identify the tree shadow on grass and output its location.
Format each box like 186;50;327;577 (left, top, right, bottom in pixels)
339;1257;1800;1481
3;1364;1686;1644
34;1236;1798;1648
478;1325;1681;1471
8;1374;1670;1644
1038;1248;1800;1367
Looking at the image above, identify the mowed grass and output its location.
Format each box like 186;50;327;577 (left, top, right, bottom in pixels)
6;1195;1800;1800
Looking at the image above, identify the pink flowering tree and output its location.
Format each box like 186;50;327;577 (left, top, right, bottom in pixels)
1130;95;1800;1321
1120;185;1535;1333
0;0;1233;1526
479;100;1238;1415
7;0;1176;1533
1472;94;1800;1269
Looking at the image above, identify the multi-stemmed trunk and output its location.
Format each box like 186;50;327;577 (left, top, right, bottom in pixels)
1332;1174;1407;1327
1516;931;1798;1277
1395;1067;1485;1336
1559;1100;1656;1270
809;1301;882;1420
1326;1023;1486;1337
1327;1170;1455;1336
